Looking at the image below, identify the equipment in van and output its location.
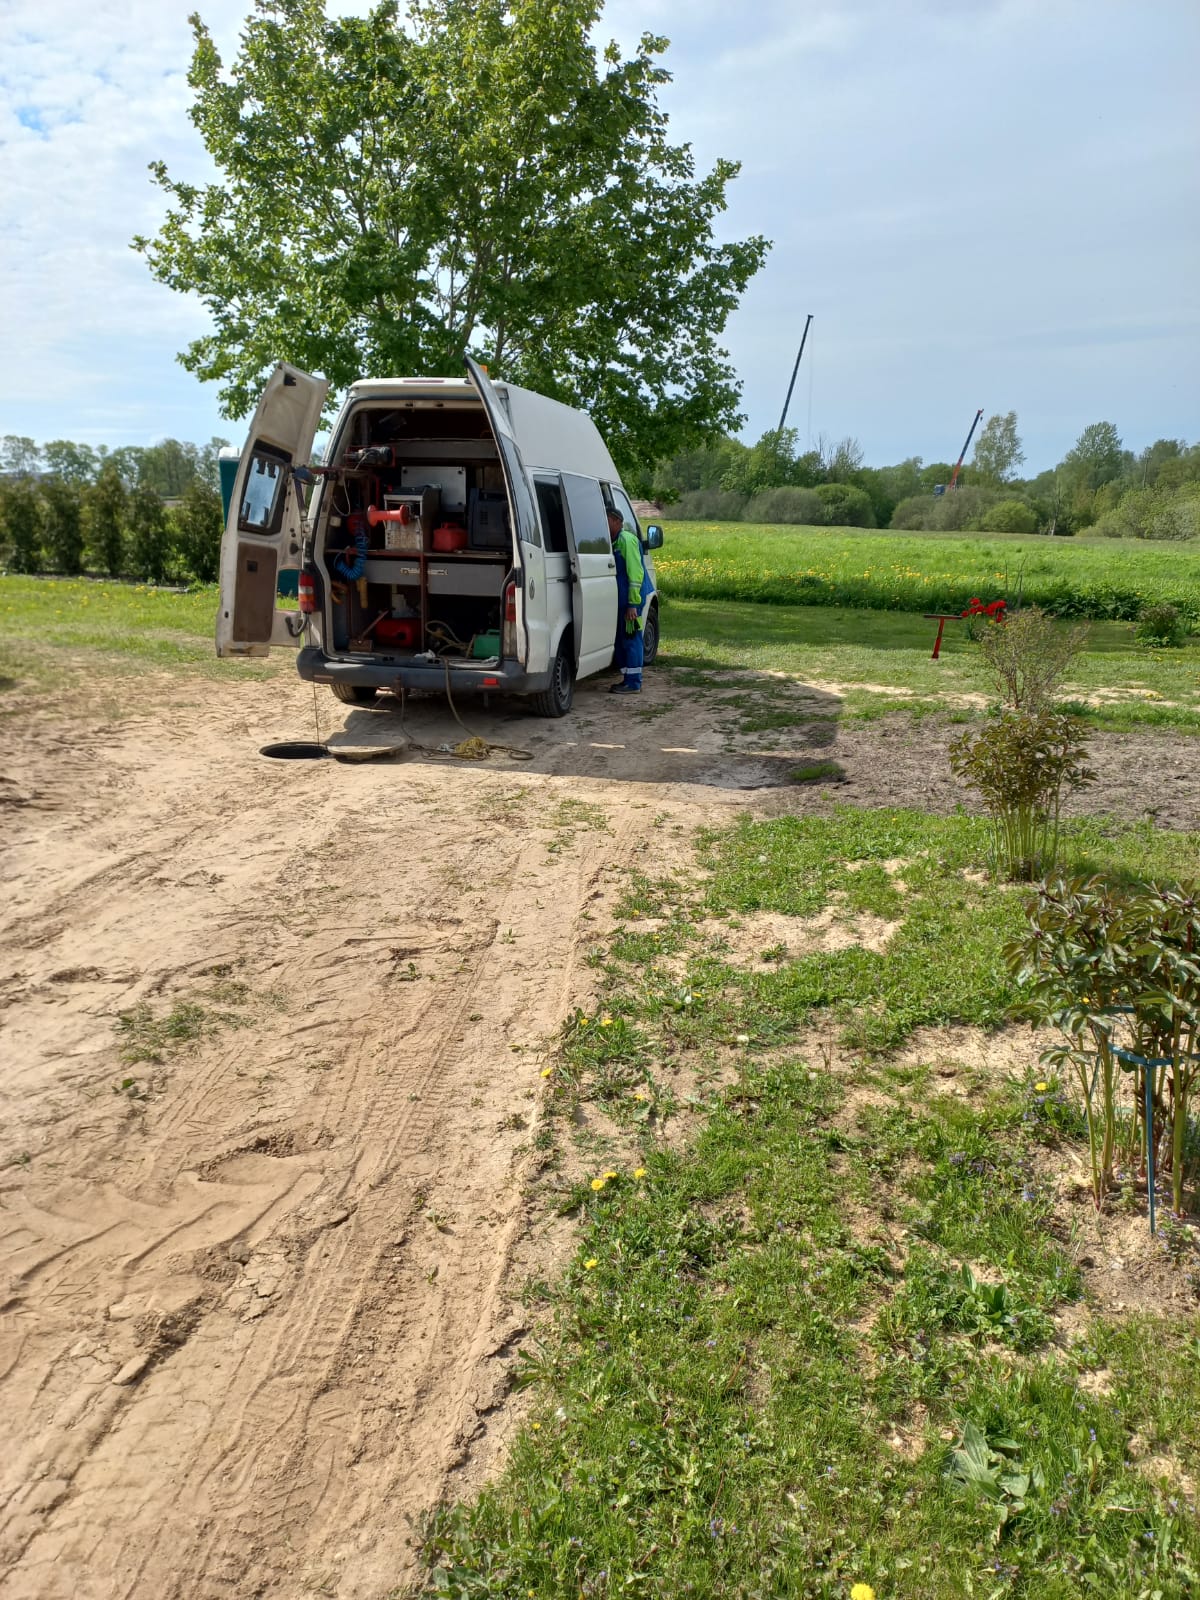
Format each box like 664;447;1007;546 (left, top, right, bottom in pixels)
431;522;468;552
467;488;509;550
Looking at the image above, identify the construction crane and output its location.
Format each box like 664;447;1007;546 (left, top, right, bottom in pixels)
946;408;985;491
777;314;814;435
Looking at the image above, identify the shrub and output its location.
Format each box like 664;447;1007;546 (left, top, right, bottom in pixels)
0;476;45;573
86;463;128;577
41;477;86;574
661;488;748;522
1091;484;1200;542
127;484;172;583
975;606;1088;711
1012;877;1200;1215
742;486;824;526
980;498;1038;535
949;710;1094;881
172;477;224;582
1134;601;1186;648
814;481;875;527
890;486;1004;532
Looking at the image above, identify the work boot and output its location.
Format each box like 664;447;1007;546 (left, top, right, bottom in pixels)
609;679;641;694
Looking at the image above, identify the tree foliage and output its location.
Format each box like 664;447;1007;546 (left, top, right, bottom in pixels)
1062;421;1123;492
86;464;128;578
134;0;768;479
972;411;1024;484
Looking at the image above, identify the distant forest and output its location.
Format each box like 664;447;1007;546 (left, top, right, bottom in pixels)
653;415;1200;540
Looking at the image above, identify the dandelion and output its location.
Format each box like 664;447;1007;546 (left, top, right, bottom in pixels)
1035;1080;1049;1092
590;1177;607;1192
600;1015;614;1027
634;1167;647;1179
603;1169;617;1179
850;1586;876;1600
541;1066;554;1078
584;1257;598;1270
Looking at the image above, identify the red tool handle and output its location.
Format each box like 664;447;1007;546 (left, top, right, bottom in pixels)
366;503;413;527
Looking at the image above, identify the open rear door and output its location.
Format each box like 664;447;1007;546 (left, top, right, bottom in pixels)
216;363;328;658
463;355;545;670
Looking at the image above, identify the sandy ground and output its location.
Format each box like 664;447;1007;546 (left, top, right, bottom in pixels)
3;661;1199;1600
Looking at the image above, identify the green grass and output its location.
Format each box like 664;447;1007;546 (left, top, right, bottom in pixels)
659;597;1200;732
0;576;281;700
655;521;1200;624
418;810;1200;1598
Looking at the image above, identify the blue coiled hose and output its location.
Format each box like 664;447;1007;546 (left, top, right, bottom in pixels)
332;527;368;581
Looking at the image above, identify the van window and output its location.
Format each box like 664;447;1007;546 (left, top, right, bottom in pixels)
239;443;291;535
535;480;569;554
561;473;611;555
608;486;641;539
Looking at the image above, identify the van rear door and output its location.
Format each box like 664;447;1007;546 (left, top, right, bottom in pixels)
463;355;546;671
560;473;618;677
216;363;328;658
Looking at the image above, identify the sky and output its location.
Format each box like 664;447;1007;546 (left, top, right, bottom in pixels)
0;0;1197;473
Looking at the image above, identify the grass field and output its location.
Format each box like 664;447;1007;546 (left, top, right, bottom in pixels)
421;810;1200;1598
655;522;1200;623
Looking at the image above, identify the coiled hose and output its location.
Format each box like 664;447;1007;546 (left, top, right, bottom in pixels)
332;527;368;581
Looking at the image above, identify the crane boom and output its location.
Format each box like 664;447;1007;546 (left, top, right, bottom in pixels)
948;408;985;490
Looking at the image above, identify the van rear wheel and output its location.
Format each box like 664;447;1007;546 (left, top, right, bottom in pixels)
531;639;574;718
330;683;378;707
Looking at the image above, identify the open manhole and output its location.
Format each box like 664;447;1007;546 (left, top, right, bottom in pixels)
259;741;330;761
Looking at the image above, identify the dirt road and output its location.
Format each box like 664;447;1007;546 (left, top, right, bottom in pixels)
0;669;759;1600
3;661;1197;1599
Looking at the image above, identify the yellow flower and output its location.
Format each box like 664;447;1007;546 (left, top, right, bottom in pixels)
600;1014;614;1027
591;1177;607;1192
850;1586;876;1600
603;1169;618;1179
584;1257;598;1270
634;1167;647;1179
540;1066;554;1078
1035;1080;1049;1092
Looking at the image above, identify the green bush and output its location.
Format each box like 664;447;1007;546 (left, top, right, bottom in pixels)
742;486;824;525
41;477;86;574
980;498;1039;535
86;464;128;577
660;488;747;522
890;485;1004;532
127;484;172;583
1091;484;1200;542
814;481;875;527
1134;601;1186;648
172;478;224;583
0;476;45;573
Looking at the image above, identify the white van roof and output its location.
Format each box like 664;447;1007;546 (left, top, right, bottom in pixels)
345;375;621;486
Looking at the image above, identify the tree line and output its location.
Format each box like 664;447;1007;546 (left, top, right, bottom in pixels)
655;416;1200;539
0;435;228;583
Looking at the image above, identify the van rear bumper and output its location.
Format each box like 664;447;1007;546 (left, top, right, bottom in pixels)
296;646;552;696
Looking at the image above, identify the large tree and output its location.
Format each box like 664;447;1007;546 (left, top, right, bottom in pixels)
971;410;1024;484
134;0;768;478
1061;421;1123;492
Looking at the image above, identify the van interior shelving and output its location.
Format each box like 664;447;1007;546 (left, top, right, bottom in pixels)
317;398;513;667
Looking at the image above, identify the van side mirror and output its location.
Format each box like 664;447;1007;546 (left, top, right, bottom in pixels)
645;523;664;550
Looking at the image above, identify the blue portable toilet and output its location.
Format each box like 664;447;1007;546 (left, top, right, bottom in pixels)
217;445;298;597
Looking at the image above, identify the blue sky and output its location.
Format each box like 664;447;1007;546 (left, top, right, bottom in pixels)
0;0;1196;472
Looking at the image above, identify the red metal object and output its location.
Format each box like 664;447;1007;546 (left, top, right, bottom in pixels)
374;616;420;647
298;572;316;614
432;523;468;552
948;408;985;491
924;613;959;659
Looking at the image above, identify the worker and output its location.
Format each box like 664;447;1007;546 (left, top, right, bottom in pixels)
606;504;645;694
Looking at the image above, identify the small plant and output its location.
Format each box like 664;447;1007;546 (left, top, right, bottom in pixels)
790;759;842;785
949;710;1095;880
945;1419;1045;1531
1012;876;1200;1214
974;605;1088;713
1134;600;1186;648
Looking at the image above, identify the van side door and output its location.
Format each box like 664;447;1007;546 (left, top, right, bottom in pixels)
216;363;328;658
559;473;618;678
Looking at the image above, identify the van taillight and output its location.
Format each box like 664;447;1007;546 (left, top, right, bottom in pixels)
504;582;517;623
298;572;316;614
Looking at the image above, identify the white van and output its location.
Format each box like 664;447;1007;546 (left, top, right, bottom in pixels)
216;356;662;716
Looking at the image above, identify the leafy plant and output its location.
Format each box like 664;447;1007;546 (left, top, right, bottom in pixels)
1135;600;1187;648
1011;876;1200;1214
946;1419;1045;1533
949;710;1095;880
974;604;1089;713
